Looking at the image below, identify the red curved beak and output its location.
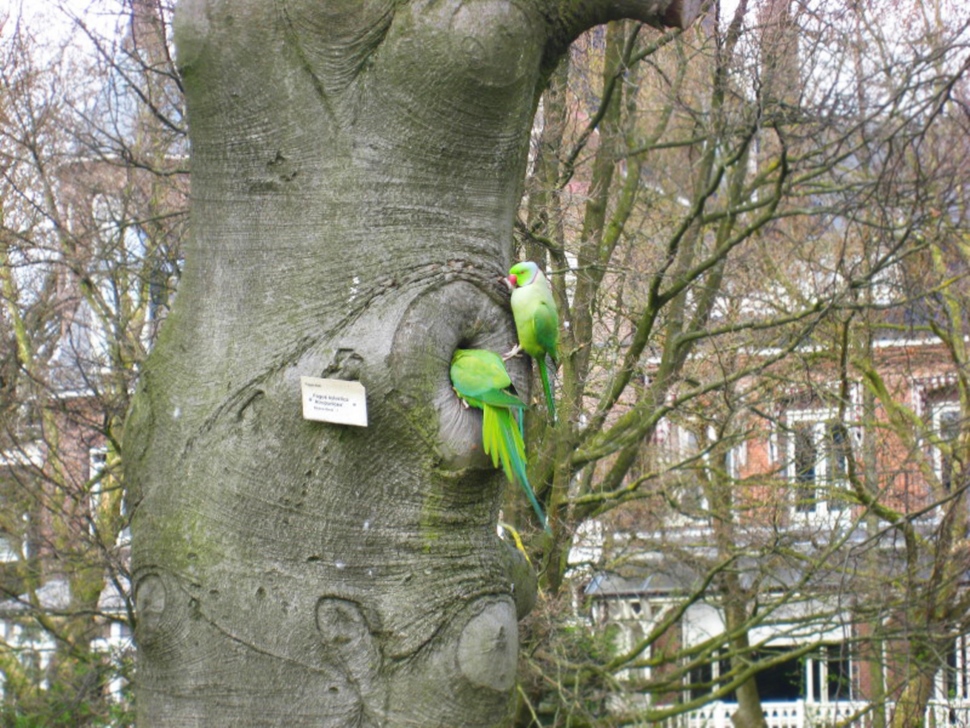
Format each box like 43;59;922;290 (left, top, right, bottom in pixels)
505;274;517;289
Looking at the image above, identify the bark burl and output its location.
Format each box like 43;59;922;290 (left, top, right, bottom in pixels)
127;1;698;725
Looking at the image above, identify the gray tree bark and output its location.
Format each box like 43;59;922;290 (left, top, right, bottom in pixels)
126;1;698;725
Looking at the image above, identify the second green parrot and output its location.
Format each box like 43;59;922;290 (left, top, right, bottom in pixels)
507;261;560;423
450;348;549;533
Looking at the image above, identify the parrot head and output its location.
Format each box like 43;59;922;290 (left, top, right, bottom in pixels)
507;261;540;289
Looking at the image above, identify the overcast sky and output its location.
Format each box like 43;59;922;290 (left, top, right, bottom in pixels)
1;0;120;48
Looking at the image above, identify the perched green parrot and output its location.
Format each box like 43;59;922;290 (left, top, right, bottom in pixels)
507;261;560;423
450;348;550;533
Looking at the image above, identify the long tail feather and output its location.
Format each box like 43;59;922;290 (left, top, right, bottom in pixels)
538;358;556;424
483;405;550;533
482;405;513;479
515;469;550;535
500;418;548;532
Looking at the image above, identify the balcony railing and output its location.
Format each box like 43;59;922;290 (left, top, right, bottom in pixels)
652;700;970;728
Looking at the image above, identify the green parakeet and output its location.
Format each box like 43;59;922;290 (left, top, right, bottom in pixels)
507;261;559;423
450;348;549;533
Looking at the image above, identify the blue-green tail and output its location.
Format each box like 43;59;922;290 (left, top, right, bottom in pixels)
538;357;556;424
504;434;549;534
485;405;550;534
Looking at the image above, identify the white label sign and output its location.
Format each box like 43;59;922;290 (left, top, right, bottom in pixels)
300;377;368;427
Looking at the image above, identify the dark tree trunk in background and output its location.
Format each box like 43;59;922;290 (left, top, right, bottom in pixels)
126;1;697;725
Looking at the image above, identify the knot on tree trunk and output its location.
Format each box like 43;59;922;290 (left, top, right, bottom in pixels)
387;277;527;474
315;596;384;726
456;597;520;691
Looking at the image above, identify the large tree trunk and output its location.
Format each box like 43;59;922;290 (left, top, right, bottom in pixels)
126;1;697;725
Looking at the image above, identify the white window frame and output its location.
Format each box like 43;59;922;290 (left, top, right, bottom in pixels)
659;420;750;529
785;409;852;524
88;447;108;536
0;512;31;562
683;648;732;703
0;534;17;563
805;643;853;704
929;401;961;491
658;423;710;524
935;633;970;703
91;620;133;702
601;597;652;683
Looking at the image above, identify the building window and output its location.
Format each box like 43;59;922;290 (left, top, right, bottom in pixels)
662;423;746;522
0;512;30;561
602;597;652;683
660;424;710;521
754;647;804;701
686;651;733;702
752;643;852;704
785;411;851;519
930;402;961;492
88;447;108;536
936;634;970;702
807;643;852;703
0;534;17;563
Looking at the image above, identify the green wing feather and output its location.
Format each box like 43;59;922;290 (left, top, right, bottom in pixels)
510;266;560;422
516;299;558;422
451;349;550;532
450;349;513;399
532;300;559;364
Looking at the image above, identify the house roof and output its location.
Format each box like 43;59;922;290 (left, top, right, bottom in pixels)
585;529;970;600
